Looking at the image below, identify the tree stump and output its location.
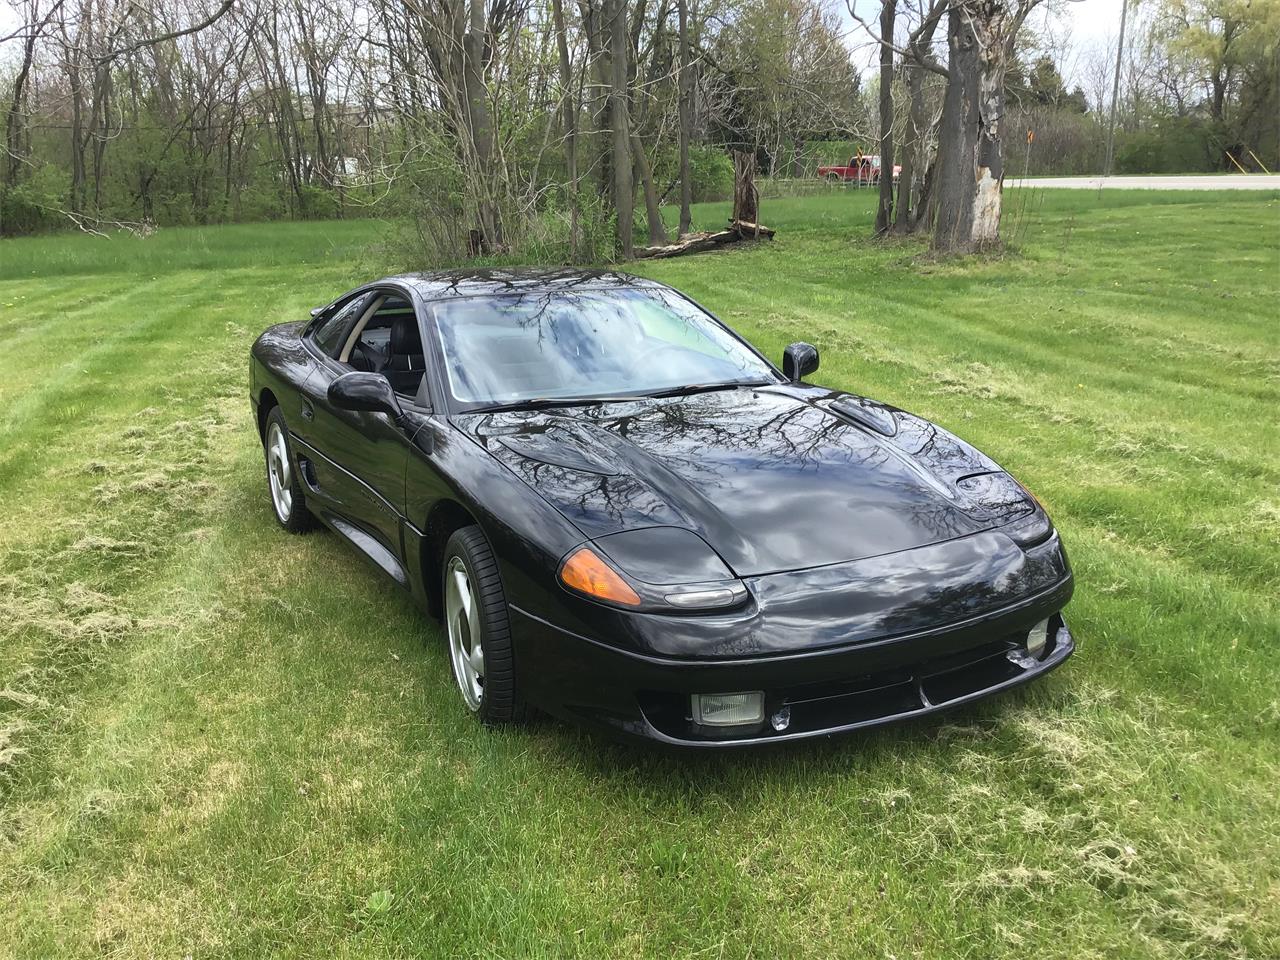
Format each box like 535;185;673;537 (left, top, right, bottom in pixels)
732;150;758;229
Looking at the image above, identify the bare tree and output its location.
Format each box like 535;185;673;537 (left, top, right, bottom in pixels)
894;0;945;232
931;0;1043;251
4;0;66;193
608;0;634;256
551;0;582;255
676;0;691;234
874;0;895;233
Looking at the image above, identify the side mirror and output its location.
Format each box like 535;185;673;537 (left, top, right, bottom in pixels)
328;372;405;423
782;342;819;381
310;306;325;319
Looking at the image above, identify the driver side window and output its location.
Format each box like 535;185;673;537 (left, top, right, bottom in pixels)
311;295;368;357
339;293;427;399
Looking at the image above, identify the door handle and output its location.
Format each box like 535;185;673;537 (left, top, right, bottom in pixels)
301;398;314;422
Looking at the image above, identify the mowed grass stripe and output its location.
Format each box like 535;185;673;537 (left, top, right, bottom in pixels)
0;278;173;413
0;269;311;497
1;191;1277;959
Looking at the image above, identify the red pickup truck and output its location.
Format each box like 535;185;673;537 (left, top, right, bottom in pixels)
817;155;902;185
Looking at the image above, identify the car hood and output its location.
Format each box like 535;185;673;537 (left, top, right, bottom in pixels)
455;385;1033;577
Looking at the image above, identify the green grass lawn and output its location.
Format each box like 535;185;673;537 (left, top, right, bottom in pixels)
1;190;1277;959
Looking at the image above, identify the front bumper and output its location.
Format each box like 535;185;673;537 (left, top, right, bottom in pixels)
510;585;1075;747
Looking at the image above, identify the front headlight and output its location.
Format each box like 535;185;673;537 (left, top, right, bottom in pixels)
1004;506;1053;547
558;527;750;613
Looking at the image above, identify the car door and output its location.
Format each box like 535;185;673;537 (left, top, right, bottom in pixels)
293;290;415;580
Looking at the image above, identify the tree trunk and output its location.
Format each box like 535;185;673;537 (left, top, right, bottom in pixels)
895;1;944;234
551;0;580;258
609;0;634;258
894;63;921;232
677;0;692;235
917;154;938;230
969;28;1007;246
576;0;613;209
932;0;1008;253
69;76;86;213
732;150;757;225
88;63;112;213
1210;73;1226;124
632;132;668;245
3;12;41;190
874;0;896;234
464;0;502;249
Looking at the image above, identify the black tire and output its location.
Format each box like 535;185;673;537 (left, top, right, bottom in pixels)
262;406;316;533
442;525;527;725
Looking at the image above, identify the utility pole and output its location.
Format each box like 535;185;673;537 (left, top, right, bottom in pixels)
1103;0;1129;177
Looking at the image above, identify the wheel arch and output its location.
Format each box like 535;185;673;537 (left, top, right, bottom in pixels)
256;388;279;441
421;498;484;620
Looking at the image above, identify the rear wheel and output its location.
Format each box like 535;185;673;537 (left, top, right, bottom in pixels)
263;406;315;533
442;525;527;725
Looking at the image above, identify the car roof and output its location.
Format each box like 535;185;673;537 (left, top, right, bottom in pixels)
380;268;668;302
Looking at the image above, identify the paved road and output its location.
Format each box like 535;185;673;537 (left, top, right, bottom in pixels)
1006;174;1280;190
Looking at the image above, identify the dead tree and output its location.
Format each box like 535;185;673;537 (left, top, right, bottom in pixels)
894;0;945;233
608;0;634;257
932;0;1041;252
732;149;757;226
551;0;581;257
4;0;66;194
676;0;692;235
874;0;895;234
851;0;1041;251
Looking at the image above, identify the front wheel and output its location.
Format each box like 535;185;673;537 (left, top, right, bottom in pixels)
442;526;527;725
263;407;316;533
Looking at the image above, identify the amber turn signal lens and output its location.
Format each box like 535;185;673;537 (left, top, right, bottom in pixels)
559;547;641;606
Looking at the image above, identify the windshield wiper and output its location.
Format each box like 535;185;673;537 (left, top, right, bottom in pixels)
472;395;640;414
471;380;773;413
645;379;774;400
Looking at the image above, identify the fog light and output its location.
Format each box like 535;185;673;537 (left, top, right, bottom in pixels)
1027;618;1050;657
1007;618;1052;669
692;691;764;727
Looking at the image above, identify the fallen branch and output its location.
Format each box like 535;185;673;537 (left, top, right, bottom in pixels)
56;208;156;238
635;219;775;259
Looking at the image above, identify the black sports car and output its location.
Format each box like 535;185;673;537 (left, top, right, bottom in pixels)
249;270;1074;746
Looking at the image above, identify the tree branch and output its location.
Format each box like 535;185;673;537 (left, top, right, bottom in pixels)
846;0;950;79
92;0;236;64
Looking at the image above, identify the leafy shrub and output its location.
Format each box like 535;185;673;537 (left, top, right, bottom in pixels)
296;184;341;219
0;166;67;236
392;182;618;269
687;148;734;202
1007;105;1103;176
653;146;735;203
236;184;290;223
1117;119;1215;173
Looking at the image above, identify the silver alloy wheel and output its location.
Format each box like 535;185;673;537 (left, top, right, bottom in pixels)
266;421;294;522
445;556;484;711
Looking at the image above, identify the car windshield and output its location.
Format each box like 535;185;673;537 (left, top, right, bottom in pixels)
430;287;779;408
